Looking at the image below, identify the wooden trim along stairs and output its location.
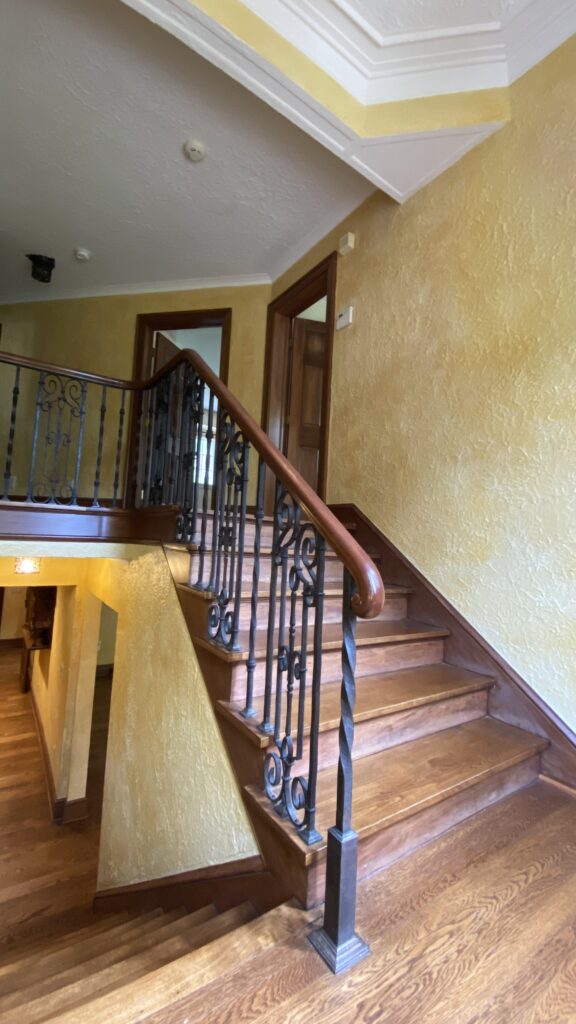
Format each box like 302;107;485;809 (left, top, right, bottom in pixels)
163;505;575;910
329;503;576;791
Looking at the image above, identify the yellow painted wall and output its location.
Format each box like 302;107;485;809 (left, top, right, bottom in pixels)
0;283;270;423
97;601;117;665
274;37;576;731
0;546;258;887
0;586;26;639
0;283;270;501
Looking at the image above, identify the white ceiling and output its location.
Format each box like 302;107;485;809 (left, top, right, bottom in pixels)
238;0;576;101
0;0;373;303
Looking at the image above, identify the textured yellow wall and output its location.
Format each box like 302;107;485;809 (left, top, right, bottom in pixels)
274;37;576;731
0;546;257;885
0;283;270;425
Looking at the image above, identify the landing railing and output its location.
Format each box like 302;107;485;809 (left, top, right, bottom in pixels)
0;347;384;973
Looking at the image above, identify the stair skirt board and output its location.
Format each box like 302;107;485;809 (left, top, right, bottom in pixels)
93;855;288;916
330;503;576;791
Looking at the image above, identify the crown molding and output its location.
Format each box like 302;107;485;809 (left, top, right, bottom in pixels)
0;274;272;306
238;0;576;102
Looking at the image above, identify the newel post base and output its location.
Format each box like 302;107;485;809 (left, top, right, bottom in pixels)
308;826;370;974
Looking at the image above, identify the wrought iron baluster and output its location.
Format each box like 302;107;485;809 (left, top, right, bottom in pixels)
71;381;88;506
228;433;249;650
92;384;107;507
112;389;127;507
309;568;370;974
189;378;206;538
260;479;282;736
26;372;46;502
241;456;266;719
128;390;143;508
2;366;20;500
263;518;323;842
207;417;225;593
207;414;249;649
150;375;170;504
196;390;216;588
142;386;156;506
48;377;66;502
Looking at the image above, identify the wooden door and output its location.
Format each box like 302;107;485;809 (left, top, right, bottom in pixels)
284;318;327;491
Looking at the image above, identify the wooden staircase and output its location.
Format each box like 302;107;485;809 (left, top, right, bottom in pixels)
165;518;550;909
0;900;258;1023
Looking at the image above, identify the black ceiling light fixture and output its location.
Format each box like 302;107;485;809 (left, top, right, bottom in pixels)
26;253;55;283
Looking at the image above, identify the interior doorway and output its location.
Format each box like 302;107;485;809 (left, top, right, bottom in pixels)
132;308;232;382
261;253;337;507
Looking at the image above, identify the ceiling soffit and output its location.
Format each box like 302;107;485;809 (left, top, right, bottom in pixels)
119;0;575;202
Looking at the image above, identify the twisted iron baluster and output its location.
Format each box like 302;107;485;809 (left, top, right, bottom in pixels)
196;390;215;588
71;381;88;506
189;378;205;539
129;390;144;507
142;386;156;506
92;385;107;507
309;567;369;973
207;412;225;594
260;478;282;735
2;366;20;500
27;372;46;502
112;389;126;508
241;456;265;719
229;436;249;651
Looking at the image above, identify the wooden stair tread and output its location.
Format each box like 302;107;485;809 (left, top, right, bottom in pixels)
1;904;256;1024
0;909;167;986
0;912;136;971
0;906;216;1010
195;618;449;663
220;664;495;747
43;902;313;1024
245;718;548;862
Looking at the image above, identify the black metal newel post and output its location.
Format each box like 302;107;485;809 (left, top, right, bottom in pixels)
309;567;370;974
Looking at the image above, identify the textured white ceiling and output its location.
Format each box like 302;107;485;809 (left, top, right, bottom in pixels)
0;0;373;303
330;0;524;36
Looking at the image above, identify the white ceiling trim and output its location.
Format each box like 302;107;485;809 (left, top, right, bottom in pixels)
118;0;509;203
1;275;272;307
350;122;504;202
238;0;576;102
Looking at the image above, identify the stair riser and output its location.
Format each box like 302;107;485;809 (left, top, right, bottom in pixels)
217;690;489;786
220;638;446;703
176;588;407;636
249;753;542;909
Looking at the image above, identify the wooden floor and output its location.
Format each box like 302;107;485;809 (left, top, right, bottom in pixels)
139;779;576;1024
0;648;103;955
2;646;576;1021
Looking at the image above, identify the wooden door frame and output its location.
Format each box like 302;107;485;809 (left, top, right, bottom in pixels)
261;253;337;503
131;308;232;384
124;308;231;508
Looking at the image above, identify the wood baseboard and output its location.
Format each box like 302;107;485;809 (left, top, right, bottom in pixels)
330;502;576;790
0;638;23;649
29;686;88;824
93;854;289;915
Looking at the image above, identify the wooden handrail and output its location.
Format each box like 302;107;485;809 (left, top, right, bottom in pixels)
0;348;384;618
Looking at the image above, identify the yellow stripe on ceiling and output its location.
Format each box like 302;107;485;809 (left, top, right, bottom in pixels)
190;0;511;135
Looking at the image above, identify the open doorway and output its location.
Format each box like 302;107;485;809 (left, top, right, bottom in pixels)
261;253;337;508
132;308;231;383
85;602;117;823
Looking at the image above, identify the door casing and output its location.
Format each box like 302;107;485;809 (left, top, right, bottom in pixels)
261;253;337;506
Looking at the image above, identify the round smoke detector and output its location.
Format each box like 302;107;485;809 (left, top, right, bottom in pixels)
183;138;206;163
